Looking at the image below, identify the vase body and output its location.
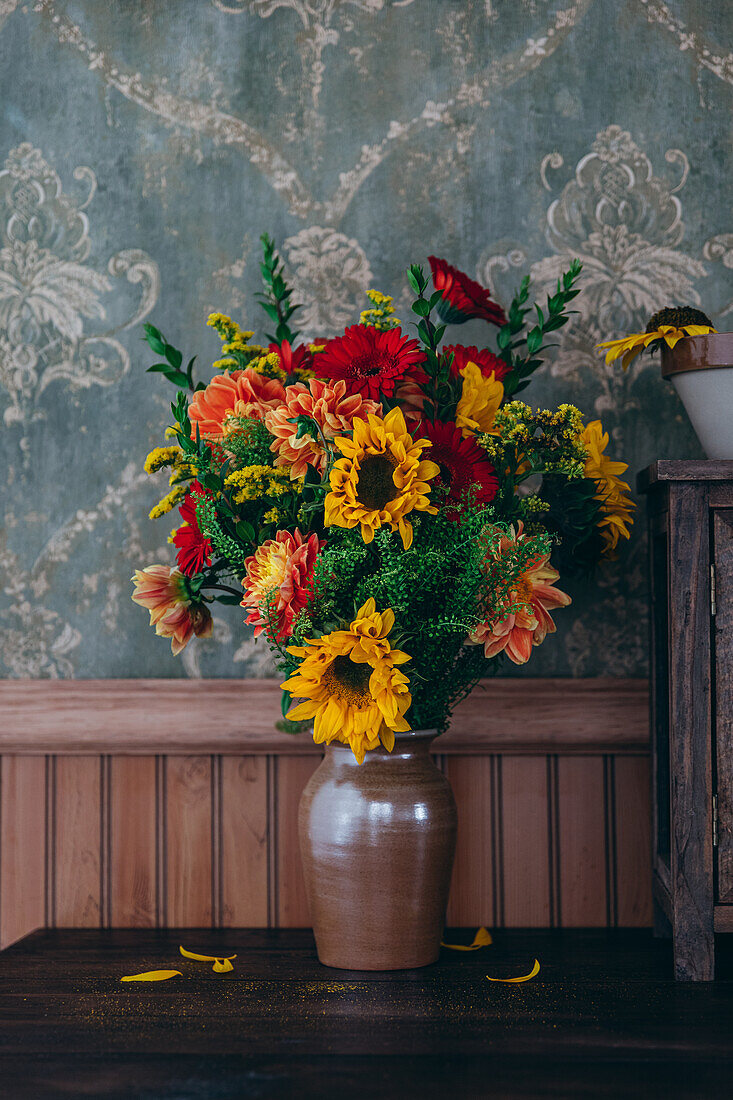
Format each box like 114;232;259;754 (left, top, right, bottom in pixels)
661;333;733;458
298;730;457;971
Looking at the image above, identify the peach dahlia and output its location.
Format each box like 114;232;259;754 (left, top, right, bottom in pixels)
265;378;382;479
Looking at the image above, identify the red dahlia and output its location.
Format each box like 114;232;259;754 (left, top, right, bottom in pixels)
269;340;313;377
444;343;510;383
417;420;498;519
173;483;213;577
428;256;506;327
314;325;427;403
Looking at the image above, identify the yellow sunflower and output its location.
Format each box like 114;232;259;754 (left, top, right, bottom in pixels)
455;361;504;436
325;406;439;550
581;420;635;556
282;598;412;763
596;307;716;370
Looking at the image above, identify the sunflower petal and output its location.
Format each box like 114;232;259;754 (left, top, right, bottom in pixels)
120;969;182;982
486;958;540;983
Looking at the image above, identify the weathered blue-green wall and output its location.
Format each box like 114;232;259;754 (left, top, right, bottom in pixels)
1;0;731;678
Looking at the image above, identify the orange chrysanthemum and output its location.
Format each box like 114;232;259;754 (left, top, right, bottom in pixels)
241;529;323;642
131;565;213;655
469;523;571;665
265;379;382;479
188;369;285;439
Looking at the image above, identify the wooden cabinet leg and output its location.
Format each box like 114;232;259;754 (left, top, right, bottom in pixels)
673;919;714;981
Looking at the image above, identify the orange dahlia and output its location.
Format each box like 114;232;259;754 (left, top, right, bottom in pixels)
469;524;571;665
428;257;506;327
131;565;213;655
416;420;498;518
172;483;212;577
265;378;382;479
241;529;323;642
444;343;510;383
188;369;285;439
314;325;427;403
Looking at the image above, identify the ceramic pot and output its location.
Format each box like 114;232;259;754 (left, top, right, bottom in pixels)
298;730;457;971
661;333;733;458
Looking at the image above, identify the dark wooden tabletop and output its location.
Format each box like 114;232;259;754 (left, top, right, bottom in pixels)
1;928;732;1098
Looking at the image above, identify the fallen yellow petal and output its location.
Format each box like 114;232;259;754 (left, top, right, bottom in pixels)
442;926;493;951
212;958;234;973
120;969;182;983
486;958;540;983
179;945;237;972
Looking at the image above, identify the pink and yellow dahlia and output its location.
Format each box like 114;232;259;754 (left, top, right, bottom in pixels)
469;524;571;665
188;369;286;439
241;529;323;642
131;565;213;655
265;379;382;479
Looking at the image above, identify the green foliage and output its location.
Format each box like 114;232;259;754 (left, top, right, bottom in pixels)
144;324;200;391
257;233;300;345
498;260;583;396
295;511;551;730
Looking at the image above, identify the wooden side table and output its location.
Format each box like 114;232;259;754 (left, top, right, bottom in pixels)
639;461;733;980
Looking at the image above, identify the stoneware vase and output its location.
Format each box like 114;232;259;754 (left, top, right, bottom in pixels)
298;730;457;971
661;332;733;458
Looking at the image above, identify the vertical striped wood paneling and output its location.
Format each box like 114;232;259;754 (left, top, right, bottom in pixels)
0;757;47;946
166;756;213;927
54;756;101;928
220;755;269;927
0;750;653;947
275;756;321;927
109;756;157;927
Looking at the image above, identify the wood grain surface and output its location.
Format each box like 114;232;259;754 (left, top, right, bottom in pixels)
0;928;731;1100
0;677;649;754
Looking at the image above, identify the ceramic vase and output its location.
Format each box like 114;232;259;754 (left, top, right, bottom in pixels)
298;730;457;971
661;332;733;458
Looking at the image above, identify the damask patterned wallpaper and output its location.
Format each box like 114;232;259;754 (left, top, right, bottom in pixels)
1;0;731;680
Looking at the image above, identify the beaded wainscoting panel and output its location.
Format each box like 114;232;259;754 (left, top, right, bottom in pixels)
0;680;651;946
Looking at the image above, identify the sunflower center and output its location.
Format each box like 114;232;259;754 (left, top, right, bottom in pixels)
323;654;373;706
356;454;398;511
350;351;398;379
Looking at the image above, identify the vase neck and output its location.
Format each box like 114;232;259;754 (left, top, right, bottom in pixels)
325;729;439;764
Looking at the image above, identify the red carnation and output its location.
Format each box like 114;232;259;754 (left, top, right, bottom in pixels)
428;256;506;327
269;340;313;378
443;343;510;384
314;324;427;403
173;482;213;577
417;420;498;519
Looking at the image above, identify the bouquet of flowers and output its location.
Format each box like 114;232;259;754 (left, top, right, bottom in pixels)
132;236;634;763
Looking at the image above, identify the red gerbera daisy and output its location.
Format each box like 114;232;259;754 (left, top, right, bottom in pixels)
428;257;506;327
172;482;213;577
443;343;511;383
268;340;313;378
314;324;427;402
417;420;498;518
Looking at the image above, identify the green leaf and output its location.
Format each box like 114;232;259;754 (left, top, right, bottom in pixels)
526;328;543;355
497;327;512;350
165;345;183;370
411;298;430;317
215;593;243;605
203;473;221;492
281;690;292;719
146;363;175;374
235;520;256;542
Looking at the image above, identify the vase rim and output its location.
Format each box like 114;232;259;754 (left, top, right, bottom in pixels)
324;728;440;757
